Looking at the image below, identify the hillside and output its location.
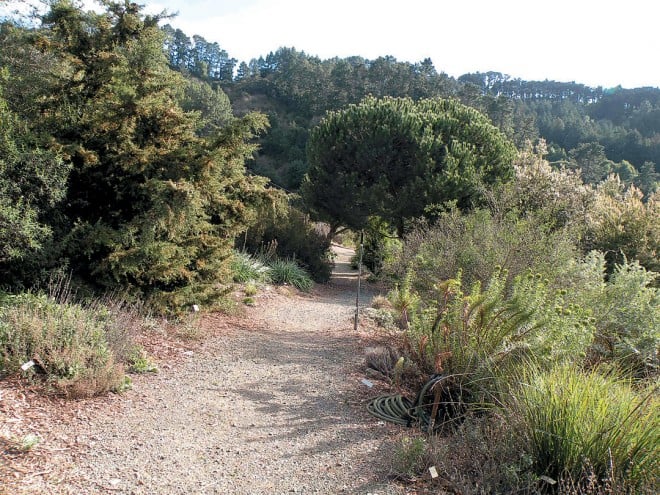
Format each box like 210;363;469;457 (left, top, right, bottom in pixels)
161;27;659;193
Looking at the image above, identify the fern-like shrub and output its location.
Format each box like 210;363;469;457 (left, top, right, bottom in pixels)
387;270;419;329
403;269;595;413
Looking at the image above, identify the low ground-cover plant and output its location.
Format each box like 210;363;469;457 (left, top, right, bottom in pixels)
393;415;538;493
230;251;271;283
509;365;659;492
126;345;158;373
0;292;136;397
268;259;313;292
391;435;429;480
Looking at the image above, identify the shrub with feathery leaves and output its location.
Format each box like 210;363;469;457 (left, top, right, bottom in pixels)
565;251;659;378
401;268;595;411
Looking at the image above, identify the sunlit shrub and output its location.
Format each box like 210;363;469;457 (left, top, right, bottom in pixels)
509;365;659;492
0;293;132;397
391;207;578;300
583;176;659;277
499;140;595;230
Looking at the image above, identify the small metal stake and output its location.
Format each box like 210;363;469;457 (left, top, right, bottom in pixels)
354;230;364;331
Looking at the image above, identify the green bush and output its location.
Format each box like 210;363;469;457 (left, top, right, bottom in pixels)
402;269;594;413
230;251;271;283
392;208;578;299
509;365;659;491
387;270;419;329
391;436;430;479
268;259;314;292
0;293;134;397
566;252;659;378
126;346;158;374
0;80;70;289
242;205;332;282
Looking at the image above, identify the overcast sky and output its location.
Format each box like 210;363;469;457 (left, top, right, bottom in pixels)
3;0;658;88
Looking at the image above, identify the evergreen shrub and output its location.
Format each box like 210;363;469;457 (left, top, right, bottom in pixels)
242;205;332;282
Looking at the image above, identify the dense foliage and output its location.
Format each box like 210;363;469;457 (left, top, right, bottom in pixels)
0;1;277;311
0;74;70;275
0;291;137;397
212;50;659;194
377;151;659;490
511;365;658;491
302;96;516;237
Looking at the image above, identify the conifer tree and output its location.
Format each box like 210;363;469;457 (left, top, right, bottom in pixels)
33;0;275;310
302;96;516;237
0;72;69;284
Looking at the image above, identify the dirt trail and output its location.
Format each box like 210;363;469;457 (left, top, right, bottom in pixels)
2;246;407;494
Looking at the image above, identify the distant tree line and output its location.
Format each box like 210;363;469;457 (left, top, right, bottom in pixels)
161;31;658;194
162;24;236;82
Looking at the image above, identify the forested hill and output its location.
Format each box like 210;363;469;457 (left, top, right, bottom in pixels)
163;26;659;194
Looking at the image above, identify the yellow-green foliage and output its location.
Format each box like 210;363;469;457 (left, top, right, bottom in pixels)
584;176;659;276
510;365;659;491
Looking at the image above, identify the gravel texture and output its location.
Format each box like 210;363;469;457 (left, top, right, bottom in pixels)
1;246;410;495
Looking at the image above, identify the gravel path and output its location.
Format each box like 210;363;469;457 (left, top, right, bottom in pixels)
2;246;408;494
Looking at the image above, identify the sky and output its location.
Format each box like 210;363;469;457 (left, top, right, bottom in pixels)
3;0;658;88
